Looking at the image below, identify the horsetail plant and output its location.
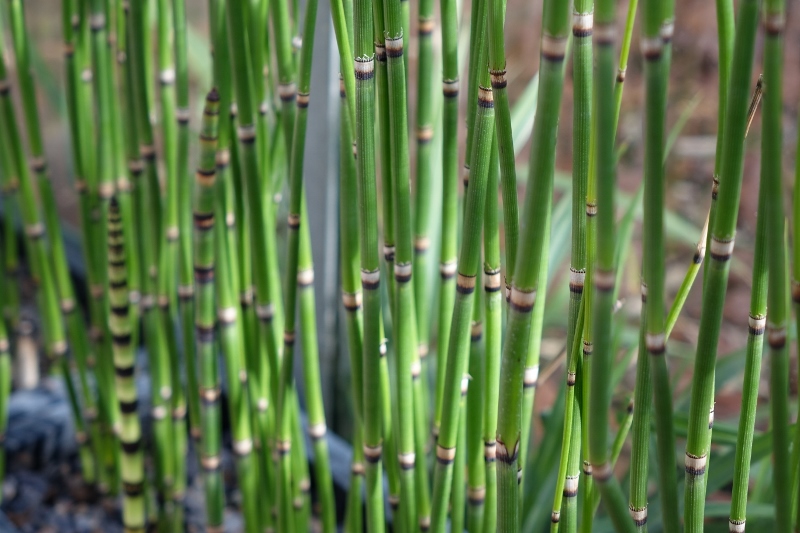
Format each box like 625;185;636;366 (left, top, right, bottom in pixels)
214;173;259;533
413;0;435;374
353;0;386;526
483;142;502;533
640;0;679;527
128;0;177;514
383;0;422;525
7;0;102;485
60;0;107;486
462;7;491;527
587;0;637;527
171;0;202;452
728;129;769;533
761;0;790;527
683;0;761;526
153;0;190;517
434;0;460;438
106;198;146;533
221;0;283;446
487;0;519;292
192;88;225;532
430;64;494;533
280;0;337;525
338;71;366;533
0;23;94;492
494;0;569;527
550;299;585;531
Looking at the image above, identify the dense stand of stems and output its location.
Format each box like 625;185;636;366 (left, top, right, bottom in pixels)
128;0;177;514
494;0;568;527
280;0;336;526
61;0;105;486
682;0;760;527
8;0;100;484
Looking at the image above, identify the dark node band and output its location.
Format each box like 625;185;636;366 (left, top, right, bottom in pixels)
194;265;215;284
196;324;215;343
115;364;135;378
112;333;132;346
123;482;145;497
120;399;138;414
121;438;142;454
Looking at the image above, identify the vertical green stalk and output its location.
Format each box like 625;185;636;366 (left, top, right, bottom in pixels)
682;0;760;527
587;0;636;529
704;0;734;282
88;0;124;494
129;0;176;514
353;0;385;525
171;0;201;452
155;0;186;510
338;71;366;533
518;186;552;500
62;0;103;486
382;0;419;525
560;406;582;532
451;382;468;533
761;0;789;527
413;0;435;370
434;0;459;437
569;0;592;527
640;0;679;527
192;90;225;531
483;143;501;533
375;0;396;325
281;0;336;525
494;0;569;527
728;135;769;533
214;182;259;533
487;0;519;291
628;299;650;533
550;299;584;532
106;199;146;533
466;284;486;533
430;80;494;533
